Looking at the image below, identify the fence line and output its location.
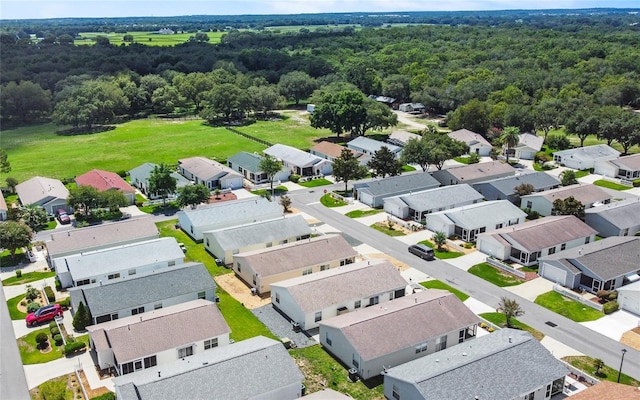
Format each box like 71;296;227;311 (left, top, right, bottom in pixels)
485;257;527;279
74;362;89;400
225;127;273;147
553;284;603;312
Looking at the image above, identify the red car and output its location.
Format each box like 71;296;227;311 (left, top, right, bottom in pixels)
56;209;71;224
26;304;63;326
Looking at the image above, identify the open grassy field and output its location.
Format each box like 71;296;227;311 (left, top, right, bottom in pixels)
75;31;225;46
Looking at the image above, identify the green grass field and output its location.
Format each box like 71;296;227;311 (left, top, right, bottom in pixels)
371;222;406;236
468;262;524;287
7;294;27;320
418;240;464;259
2;271;56;286
562;356;640;386
298;179;333;188
479;312;544;341
593;179;633;191
75;31;225;46
345;209;383;218
534;291;604;322
420;280;469;301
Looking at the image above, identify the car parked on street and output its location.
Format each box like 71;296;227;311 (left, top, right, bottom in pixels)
56;209;71;224
408;244;435;260
25;304;63;326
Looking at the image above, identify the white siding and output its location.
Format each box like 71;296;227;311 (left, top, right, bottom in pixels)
594;160;618;178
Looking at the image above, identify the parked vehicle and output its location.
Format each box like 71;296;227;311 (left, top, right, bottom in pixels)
26;304;63;326
408;244;435;260
56;209;71;224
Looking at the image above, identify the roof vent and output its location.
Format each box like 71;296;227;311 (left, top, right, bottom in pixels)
462;352;467;356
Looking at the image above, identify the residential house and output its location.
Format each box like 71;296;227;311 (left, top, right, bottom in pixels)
69;262;216;325
177;197;282;241
424;200;527;242
271;260;407;330
387;130;421;147
45;218;159;261
471;172;561;204
87;299;230;375
15;176;70;214
347;136;402;159
431;161;515;186
310;141;369;165
584;198;640;237
383;329;568;400
520;183;612;216
0;191;7;221
203;214;312;265
512;132;544;160
177;156;243;190
477;215;598;266
553;144;620;170
617;280;640;316
569;381;640;400
353;173;440;208
264;144;332;177
383;184;484;222
369;95;396;107
399;103;426;113
447;129;492;156
128;163;190;199
53;237;185;288
538;236;640;293
226;151;289;184
233;234;357;295
595;153;640;181
113;336;304;400
319;290;481;380
75;169;136;205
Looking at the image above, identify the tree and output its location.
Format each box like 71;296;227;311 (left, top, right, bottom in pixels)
248;85;283;117
67;185;101;215
20;204;49;233
560;170;578;186
35;332;49;349
497;297;524;328
401;134;467;172
6;176;18;193
0;80;51;124
259;154;283;199
278;71;317;105
201;83;249;123
363;101;398;135
381;74;411;102
280;195;292;213
401;137;431;172
172;72;215;112
0;149;10;173
177;184;210;208
52;80;129;129
447;99;491;135
333;148;368;193
566;107;599;148
368;146;402;178
190;32;210;42
101;190;128;212
432;232;447;251
148;163;177;206
500;126;520;164
0;221;33;257
72;301;91;331
552;196;585;218
123;34;134;42
593;358;605;376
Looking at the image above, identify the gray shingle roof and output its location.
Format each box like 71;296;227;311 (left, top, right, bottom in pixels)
385;329;569;400
264;144;325;167
129;162;190;187
236;234;357;277
354;173;440;197
447;129;491;147
178;156;241;181
522;183;611;205
431;200;527;230
610;153;640;171
227;151;264;173
389;184;484;212
69;263;214;317
205;215;311;251
16;176;69;206
437;161;515;182
320;291;481;361
347;136;402;153
553;144;620;162
271;260;407;313
517;132;544;151
585;198;640;228
178;197;282;228
113;336;303;400
473;172;560;195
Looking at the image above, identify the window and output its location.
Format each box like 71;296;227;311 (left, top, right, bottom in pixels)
253;275;257;285
144;355;157;369
168;260;175;267
320;264;329;271
392;384;400;400
548;247;556;255
266;242;272;248
154;303;162;310
354;300;361;309
495;223;503;229
561;243;566;251
368;296;379;306
233;249;239;255
275;292;280;304
206;239;210;247
526;201;532;209
108;273;120;280
178;345;194;359
415;342;427;353
459;329;465;343
585;237;591;244
236;263;241;273
302;268;312;276
190;226;194;234
435;335;447;352
524;392;534;400
122;361;134;375
352;354;359;368
325;332;332;346
622;228;629;236
76;279;90;286
204;338;218;350
128;269;136;276
545;384;551;398
131;307;144;315
198;291;206;299
315;311;322;322
340;260;346;266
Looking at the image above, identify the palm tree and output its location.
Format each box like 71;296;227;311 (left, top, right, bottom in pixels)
500;126;520;164
497;297;524;328
593;358;604;376
432;231;447;252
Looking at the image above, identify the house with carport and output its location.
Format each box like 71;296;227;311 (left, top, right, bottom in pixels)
128;162;190;199
87;299;230;376
353;173;440;208
177;197;282;241
447;129;492;156
617;280;640;316
113;336;304;400
233;234;357;295
53;237;185;288
69;262;216;325
383;329;568;400
553;144;620;170
264;144;332;177
76;169;136;205
347;136;402;159
310;141;369;165
595;153;640;181
520;184;612;216
538;236;640;294
472;172;560;205
177;156;243;190
512;132;544;160
424;200;527;243
319;290;481;380
477;215;597;266
15;176;70;214
584;198;640;237
271;260;407;330
384;184;484;222
431;161;515;186
226;151;290;185
203;214;312;265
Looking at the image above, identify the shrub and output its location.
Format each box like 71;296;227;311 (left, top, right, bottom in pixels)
63;341;86;355
603;301;619;315
468;152;480;164
535;152;551;163
44;286;55;303
36;332;49;348
91;392;116;400
25;285;40;301
523;208;540;220
53;334;63;346
73;301;91;331
56;297;71;309
464;243;474;249
116;170;128;178
27;301;41;313
608;291;618;301
15;269;22;278
289;174;301;183
50;326;60;336
545;133;570;150
55;278;62;291
633;179;640;187
49;321;57;329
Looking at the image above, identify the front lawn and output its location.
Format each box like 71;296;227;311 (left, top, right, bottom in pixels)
290;345;384;400
593;179;632;191
139;202;180;215
534;291;604;322
401;165;416;172
562;356;640;386
2;271;56;286
418;240;464;259
345;209;383;218
19;330;90;364
251;185;289;196
1;248;25;267
215;288;276;342
420;280;469;301
371;222;406;236
480;312;544;341
298;179;333;188
574;169;591;179
7;294;28;320
320;194;347;207
468;263;524;287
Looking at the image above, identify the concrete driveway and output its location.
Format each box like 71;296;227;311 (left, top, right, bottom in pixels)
580;310;640;341
504;277;555;302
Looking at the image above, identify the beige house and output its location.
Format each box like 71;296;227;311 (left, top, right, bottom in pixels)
233;234;357;295
520;183;612;216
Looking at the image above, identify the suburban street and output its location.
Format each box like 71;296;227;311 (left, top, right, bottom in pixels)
287;185;640;380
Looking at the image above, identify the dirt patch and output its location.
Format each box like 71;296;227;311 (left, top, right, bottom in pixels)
17;291;46;313
215;274;271;309
78;370;111;398
208;192;237;204
366;254;410;271
620;328;640;351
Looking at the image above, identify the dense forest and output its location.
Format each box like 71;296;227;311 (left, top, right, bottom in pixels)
1;10;640;151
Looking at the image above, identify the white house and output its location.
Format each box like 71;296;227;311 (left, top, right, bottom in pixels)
271;260;408;330
584;198;640;237
387;130;421;147
310;141;369;165
347;136;402;159
264;144;332;177
15;176;70;214
353;173;440;208
512;132;544;160
177;156;243;190
0;191;8;221
226;151;290;184
594;153;640;181
87;299;230;376
471;172;561;204
431;161;515;186
399;103;425;113
618;280;640;316
520;183;612;216
552;144;620;170
447;129;492;156
128;163;190;199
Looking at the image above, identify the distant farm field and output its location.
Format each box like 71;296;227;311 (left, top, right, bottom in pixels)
75;31;225;46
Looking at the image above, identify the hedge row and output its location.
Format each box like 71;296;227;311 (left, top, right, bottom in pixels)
44;286;55;303
63;341;86;355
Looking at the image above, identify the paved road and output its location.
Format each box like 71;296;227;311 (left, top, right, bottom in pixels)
0;286;31;400
289;188;640;380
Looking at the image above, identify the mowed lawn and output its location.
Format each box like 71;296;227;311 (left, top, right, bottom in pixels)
2;120;267;182
75;31;226;46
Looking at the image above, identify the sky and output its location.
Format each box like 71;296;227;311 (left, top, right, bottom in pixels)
0;0;638;20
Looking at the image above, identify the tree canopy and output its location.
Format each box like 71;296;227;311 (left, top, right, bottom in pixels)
176;184;210;208
332;148;368;193
148;163;177;206
368;146;402;178
258;154;283;197
0;221;33;257
401;134;468;171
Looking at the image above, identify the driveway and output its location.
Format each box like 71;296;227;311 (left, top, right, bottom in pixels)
442;252;487;272
503;277;555;302
580;310;640;341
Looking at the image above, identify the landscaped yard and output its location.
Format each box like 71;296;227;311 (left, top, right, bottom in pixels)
345;209;383;218
418;240;464;259
574;169;591;179
562;356;640;386
420;280;469;301
215;289;277;342
2;271;56;286
371;222;406;237
1;248;25;268
138;202;180;214
320;194;348;207
534;291;604;322
251;185;289;196
468;263;524;287
18;329;90;364
593;179;632;191
401;165;416;172
7;294;28;320
479;312;544;341
298;179;333;188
